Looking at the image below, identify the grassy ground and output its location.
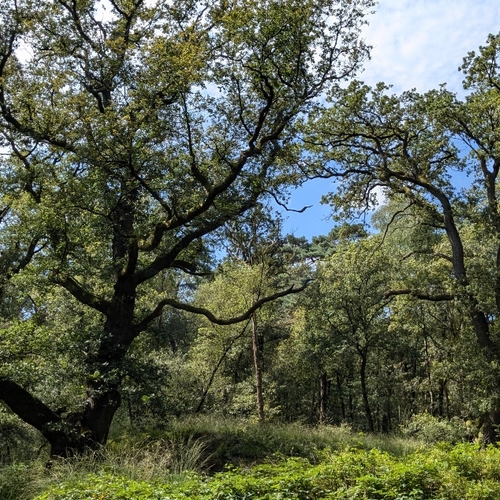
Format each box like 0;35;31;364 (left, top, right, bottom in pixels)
0;416;488;500
149;416;425;468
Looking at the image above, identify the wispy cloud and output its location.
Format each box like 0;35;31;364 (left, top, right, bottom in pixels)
360;0;500;93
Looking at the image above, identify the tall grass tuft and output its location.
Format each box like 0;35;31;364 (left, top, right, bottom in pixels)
45;434;209;482
0;462;47;500
0;432;208;499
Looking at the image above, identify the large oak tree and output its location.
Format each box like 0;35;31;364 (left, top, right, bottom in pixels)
0;0;371;456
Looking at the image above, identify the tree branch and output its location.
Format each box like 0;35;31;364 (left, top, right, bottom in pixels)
134;281;310;333
0;377;67;447
171;259;212;276
54;274;109;315
265;189;312;213
400;250;453;263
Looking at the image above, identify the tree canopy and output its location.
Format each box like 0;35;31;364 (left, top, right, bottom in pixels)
303;31;500;442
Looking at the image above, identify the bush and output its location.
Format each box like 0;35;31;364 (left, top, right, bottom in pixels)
34;473;170;500
400;412;471;443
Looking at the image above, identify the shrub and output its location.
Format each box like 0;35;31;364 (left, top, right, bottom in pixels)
400;413;471;443
34;473;170;500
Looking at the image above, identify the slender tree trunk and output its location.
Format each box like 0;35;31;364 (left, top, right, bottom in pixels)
336;373;346;420
359;351;374;432
381;399;391;433
348;391;354;425
437;379;447;418
195;320;250;413
252;314;265;423
318;371;329;424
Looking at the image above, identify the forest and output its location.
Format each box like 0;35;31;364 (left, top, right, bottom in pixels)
2;0;500;498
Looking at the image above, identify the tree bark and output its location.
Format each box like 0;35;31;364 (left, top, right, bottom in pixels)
252;314;265;423
318;371;329;424
359;351;374;432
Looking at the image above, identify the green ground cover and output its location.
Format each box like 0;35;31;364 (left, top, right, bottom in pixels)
2;418;500;500
32;444;500;500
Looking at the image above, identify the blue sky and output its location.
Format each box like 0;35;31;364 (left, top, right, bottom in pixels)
283;0;500;240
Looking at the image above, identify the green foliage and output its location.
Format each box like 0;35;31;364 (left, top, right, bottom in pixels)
401;413;474;444
0;409;45;464
34;473;168;500
33;442;500;500
0;463;36;500
2;418;498;499
0;0;373;454
3;0;500;470
301;30;500;438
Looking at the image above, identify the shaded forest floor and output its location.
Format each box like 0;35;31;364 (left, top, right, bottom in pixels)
2;416;498;499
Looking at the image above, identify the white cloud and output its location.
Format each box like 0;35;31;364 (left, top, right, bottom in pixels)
360;0;500;93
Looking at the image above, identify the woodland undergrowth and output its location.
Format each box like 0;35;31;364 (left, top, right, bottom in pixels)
1;416;498;500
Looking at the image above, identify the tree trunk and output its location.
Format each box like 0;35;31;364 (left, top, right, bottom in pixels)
359;351;374;432
0;377;124;458
0;378;87;457
318;371;329;424
252;314;265;423
83;388;121;446
336;373;346;420
381;408;390;433
481;408;500;446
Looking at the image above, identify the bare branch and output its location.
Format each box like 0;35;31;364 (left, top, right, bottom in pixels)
265;190;312;213
171;259;212;277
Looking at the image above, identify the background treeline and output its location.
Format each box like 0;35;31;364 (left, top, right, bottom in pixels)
94;210;494;436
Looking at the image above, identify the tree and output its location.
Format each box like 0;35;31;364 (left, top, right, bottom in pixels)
192;209;305;421
304;32;500;442
371;200;479;424
304;236;396;430
0;0;372;456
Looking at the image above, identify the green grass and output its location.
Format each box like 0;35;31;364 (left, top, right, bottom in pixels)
139;415;425;469
0;416;483;500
